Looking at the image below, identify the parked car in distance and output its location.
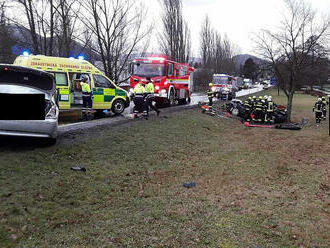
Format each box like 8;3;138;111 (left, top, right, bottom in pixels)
0;65;58;144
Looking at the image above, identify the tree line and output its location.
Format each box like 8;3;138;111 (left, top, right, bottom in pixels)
1;0;329;121
0;0;238;84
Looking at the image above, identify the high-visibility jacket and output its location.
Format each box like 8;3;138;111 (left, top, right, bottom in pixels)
322;99;329;109
255;100;264;111
81;82;91;93
207;88;214;98
145;83;154;93
244;100;251;110
134;84;145;94
267;101;274;112
313;102;323;112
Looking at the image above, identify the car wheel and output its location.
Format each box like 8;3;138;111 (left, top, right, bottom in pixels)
112;99;125;114
45;138;57;146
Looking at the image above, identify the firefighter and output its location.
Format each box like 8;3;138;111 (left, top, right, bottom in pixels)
243;97;253;121
133;82;148;119
263;95;269;105
265;96;275;123
133;82;145;94
251;95;257;108
80;75;93;120
145;78;160;116
252;96;265;122
313;98;323;124
207;83;214;106
321;96;329;120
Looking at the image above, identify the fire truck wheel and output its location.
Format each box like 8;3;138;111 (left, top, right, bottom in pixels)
178;99;186;105
111;99;125;115
179;93;190;105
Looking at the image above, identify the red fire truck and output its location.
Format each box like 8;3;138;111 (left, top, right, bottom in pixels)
129;55;194;105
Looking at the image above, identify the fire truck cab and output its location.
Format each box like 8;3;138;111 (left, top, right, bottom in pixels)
130;55;194;106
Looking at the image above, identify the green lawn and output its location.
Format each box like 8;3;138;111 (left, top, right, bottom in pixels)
0;89;329;247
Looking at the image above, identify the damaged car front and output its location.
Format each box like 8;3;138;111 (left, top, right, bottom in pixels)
0;65;58;143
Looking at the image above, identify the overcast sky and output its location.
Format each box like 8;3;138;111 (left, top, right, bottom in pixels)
144;0;330;57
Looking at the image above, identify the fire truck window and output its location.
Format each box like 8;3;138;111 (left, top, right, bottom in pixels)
179;66;187;76
133;63;165;77
93;75;115;88
168;64;173;76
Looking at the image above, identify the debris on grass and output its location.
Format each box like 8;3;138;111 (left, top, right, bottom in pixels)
182;182;196;188
71;166;86;172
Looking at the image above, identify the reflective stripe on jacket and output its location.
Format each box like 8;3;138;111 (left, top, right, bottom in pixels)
267;101;274;112
207;89;214;98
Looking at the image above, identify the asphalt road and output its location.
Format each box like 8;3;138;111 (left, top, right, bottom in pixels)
58;85;265;135
0;86;265;148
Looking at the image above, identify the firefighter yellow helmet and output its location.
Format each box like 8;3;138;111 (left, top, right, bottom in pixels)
209;83;213;87
259;96;263;100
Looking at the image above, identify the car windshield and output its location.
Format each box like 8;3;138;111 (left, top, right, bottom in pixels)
133;63;165;77
213;76;229;84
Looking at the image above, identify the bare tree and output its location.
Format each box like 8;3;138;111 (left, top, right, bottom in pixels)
254;0;330;121
54;0;80;57
14;0;41;53
0;1;16;63
10;0;57;55
199;14;238;87
159;0;191;63
79;0;151;83
200;15;214;67
10;0;83;57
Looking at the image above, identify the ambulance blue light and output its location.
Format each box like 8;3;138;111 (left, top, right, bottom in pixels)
78;55;85;60
22;50;30;56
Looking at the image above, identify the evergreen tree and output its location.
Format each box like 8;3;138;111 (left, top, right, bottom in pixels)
242;58;258;81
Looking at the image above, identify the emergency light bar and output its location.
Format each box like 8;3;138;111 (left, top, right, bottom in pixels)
22;50;31;56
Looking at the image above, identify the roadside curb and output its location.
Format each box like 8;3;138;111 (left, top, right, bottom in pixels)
58;103;200;135
59;87;266;135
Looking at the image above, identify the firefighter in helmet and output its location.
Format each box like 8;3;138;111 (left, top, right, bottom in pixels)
133;82;148;119
145;77;160;116
265;96;275;123
207;83;214;106
252;96;265;122
80;75;93;120
243;96;253;121
313;98;323;124
321;96;329;120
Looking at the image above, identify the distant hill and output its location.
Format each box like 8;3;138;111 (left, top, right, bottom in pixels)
6;24;99;62
233;54;268;69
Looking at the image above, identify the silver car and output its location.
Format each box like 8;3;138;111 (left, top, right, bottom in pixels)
0;65;58;144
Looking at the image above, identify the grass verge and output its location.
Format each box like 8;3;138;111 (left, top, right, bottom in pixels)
0;89;329;247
